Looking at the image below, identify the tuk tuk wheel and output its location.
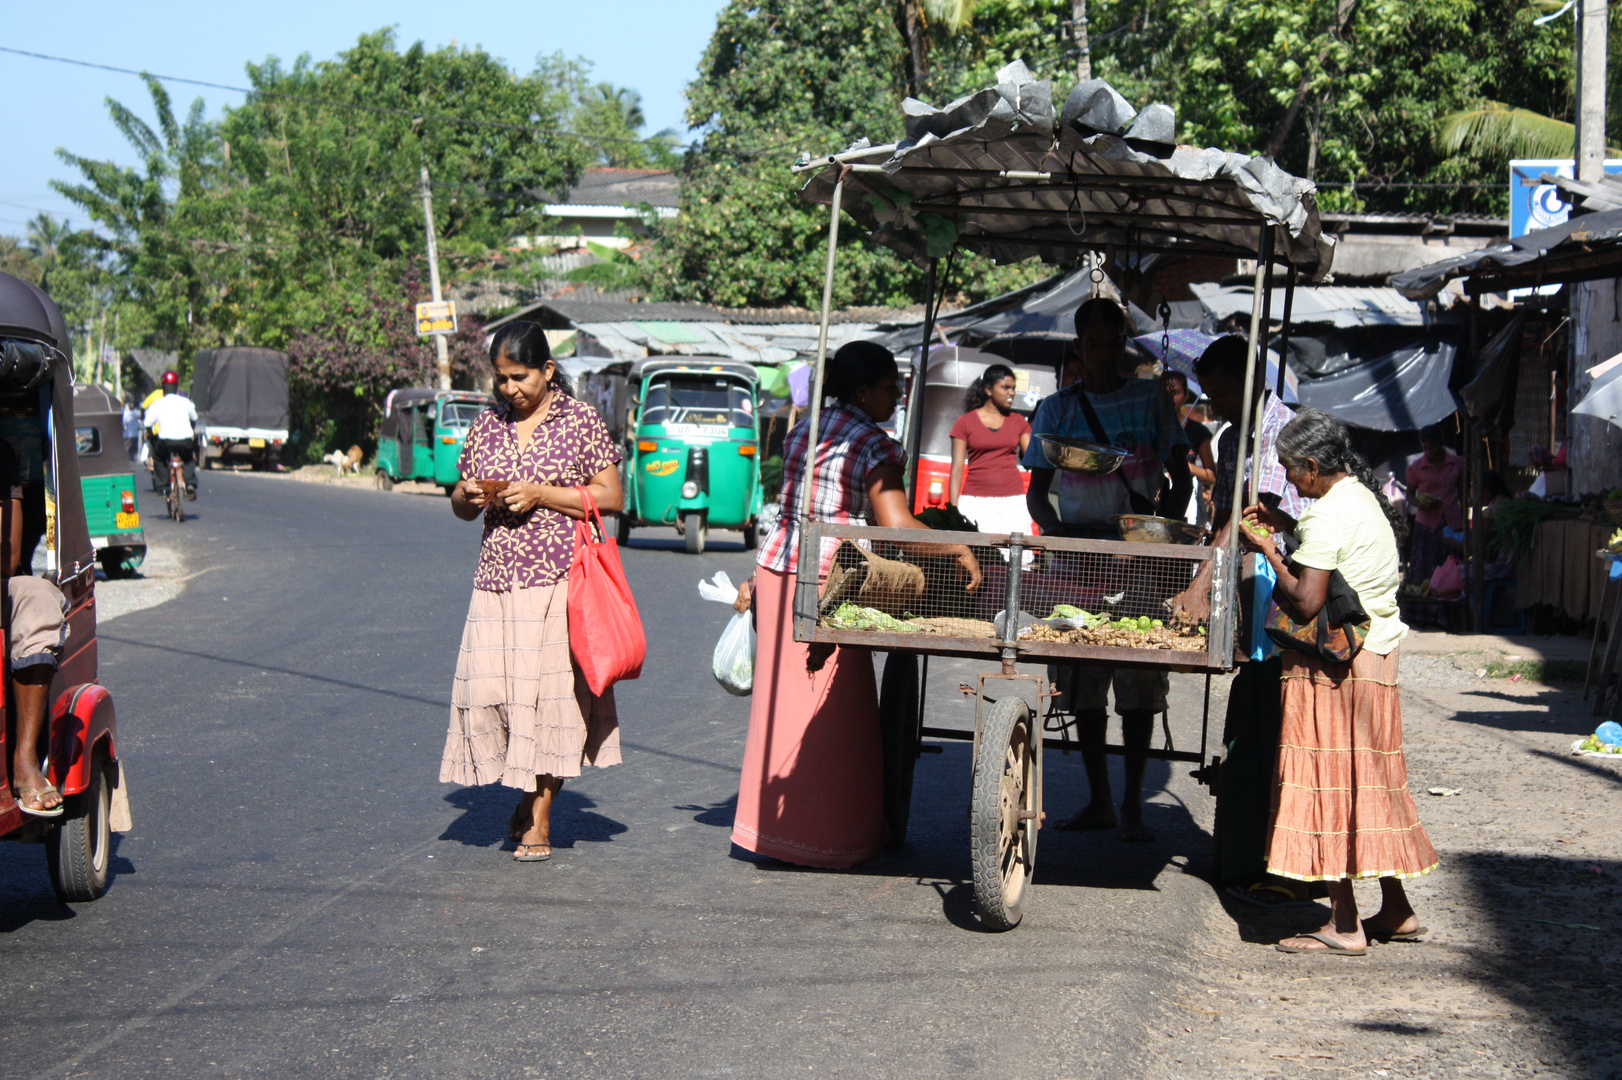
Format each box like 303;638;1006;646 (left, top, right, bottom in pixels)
47;751;112;903
615;513;633;546
878;653;920;849
741;520;759;550
375;469;394;492
683;511;706;555
970;695;1040;931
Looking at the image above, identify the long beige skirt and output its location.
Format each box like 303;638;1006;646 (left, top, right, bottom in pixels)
438;579;621;791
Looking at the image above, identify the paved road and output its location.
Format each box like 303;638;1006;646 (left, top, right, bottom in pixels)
1;473;1228;1079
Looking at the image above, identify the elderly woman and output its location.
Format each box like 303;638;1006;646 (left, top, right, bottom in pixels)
440;321;625;863
1240;408;1438;955
732;341;982;867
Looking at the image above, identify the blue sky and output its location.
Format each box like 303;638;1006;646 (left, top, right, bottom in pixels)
0;1;727;234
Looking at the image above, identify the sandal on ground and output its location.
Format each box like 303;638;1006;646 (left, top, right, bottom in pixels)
512;844;551;863
1275;931;1367;956
1362;919;1428;943
15;783;64;818
1225;881;1315;909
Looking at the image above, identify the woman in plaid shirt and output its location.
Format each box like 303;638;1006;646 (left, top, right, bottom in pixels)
731;342;982;867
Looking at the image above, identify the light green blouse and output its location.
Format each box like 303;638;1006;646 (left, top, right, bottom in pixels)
1289;475;1407;656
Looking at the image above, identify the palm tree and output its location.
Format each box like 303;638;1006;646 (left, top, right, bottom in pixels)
896;0;982;99
25;214;69;264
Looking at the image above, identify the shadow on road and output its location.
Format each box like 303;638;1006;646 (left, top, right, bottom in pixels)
438;785;628;849
0;835;134;932
675;794;736;827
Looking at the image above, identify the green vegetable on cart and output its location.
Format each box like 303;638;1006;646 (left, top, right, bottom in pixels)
824;602;921;632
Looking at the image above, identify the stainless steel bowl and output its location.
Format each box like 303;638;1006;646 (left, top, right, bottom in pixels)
1113;514;1210;545
1038;434;1128;474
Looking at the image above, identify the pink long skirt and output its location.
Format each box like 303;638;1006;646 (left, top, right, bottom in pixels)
439;579;621;791
731;566;889;867
1266;646;1438;882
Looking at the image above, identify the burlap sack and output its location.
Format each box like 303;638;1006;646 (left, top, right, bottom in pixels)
818;539;927;617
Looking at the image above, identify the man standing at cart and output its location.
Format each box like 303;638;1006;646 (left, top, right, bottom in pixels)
1173;335;1315;905
1024;298;1191;842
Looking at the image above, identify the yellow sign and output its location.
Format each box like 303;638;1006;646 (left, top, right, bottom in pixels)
115;511;140;531
644;459;678;476
415;300;458;336
248;437;267;448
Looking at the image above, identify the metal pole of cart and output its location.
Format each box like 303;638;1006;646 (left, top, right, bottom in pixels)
794;175;846;637
1277;264;1297;399
1221;229;1273;653
903;259;940;500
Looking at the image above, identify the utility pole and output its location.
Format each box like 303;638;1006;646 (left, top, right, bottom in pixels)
1073;0;1092;82
419;166;451;391
1577;0;1609;183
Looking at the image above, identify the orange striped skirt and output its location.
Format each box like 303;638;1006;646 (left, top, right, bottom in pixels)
1266;646;1438;882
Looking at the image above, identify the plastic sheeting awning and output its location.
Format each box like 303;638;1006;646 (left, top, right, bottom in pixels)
1291;332;1459;431
796;62;1333;278
1191;283;1429;327
1390;207;1622;298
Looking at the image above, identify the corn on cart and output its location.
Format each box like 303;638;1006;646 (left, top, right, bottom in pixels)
789;63;1333;929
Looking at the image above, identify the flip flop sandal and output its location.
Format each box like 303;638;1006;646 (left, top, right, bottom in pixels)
1363;920;1429;943
1275;932;1367;956
512;844;551;863
15;784;65;819
1226;882;1315;909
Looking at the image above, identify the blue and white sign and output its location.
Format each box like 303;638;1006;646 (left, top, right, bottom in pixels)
1510;158;1622;237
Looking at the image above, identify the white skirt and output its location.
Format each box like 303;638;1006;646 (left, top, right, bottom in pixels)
956;493;1037;565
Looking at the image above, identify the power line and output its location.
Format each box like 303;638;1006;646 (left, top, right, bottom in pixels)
0;44;687;152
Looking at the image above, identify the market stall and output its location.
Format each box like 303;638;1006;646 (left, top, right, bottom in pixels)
788;63;1331;928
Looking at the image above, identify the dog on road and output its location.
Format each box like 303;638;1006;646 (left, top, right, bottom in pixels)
325;445;364;476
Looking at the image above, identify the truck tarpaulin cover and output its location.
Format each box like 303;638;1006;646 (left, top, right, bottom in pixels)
192;347;290;429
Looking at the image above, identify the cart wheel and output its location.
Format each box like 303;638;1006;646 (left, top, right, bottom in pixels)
615;513;633;546
741;520;758;550
375;469;393;492
47;752;112;903
878;653;920;849
683;511;706;555
971;695;1040;930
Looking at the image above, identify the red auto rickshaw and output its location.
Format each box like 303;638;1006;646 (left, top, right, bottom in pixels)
0;271;130;902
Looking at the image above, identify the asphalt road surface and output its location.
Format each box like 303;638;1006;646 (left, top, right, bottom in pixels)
0;473;1229;1079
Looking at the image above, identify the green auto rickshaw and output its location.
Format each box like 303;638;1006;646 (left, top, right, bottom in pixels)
374;388;492;494
617;358;762;554
71;384;146;578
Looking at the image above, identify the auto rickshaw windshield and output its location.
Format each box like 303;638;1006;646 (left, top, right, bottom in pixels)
439;400;484;432
642;376;753;428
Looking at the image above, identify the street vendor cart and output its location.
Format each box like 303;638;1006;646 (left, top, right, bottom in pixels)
789;63;1331;929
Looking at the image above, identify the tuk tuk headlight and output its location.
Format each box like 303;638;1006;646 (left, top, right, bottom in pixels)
681;480;700;499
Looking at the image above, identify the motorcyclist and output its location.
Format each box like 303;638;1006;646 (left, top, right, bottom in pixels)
143;370;199;499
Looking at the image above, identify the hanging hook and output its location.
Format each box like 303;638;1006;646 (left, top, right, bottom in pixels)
1158;300;1173;364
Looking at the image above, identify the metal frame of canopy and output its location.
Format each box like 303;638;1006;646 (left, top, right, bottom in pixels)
787;140;1328;668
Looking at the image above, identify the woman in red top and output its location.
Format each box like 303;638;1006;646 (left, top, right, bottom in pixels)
948;364;1034;541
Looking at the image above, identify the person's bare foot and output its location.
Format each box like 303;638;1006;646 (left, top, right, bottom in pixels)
1362;912;1425;941
513;824;551;862
1054;802;1118;831
12;760;61;814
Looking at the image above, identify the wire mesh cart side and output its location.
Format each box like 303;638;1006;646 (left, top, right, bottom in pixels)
782;65;1330;930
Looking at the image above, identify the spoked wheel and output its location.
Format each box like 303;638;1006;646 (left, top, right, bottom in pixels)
47;753;112;902
970;695;1041;930
683;511;707;554
878;653;920;849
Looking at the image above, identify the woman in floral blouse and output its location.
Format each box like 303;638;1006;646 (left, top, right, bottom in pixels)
439;321;625;862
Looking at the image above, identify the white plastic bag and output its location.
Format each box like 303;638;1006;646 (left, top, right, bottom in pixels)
698;571;754;696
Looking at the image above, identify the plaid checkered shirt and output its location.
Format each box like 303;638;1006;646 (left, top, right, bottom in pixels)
1214;392;1311;524
758;401;906;576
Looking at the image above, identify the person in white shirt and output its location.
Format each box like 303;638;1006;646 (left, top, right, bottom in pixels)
143;370;199;498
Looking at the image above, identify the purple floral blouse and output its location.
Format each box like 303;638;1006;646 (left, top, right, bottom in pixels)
458;394;622;591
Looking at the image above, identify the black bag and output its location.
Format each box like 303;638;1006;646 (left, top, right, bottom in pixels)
1070;387;1157;515
1263;567;1371;664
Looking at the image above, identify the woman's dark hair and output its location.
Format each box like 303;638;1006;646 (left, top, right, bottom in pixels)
1419;422;1449;446
1483;468;1511;501
1073;297;1128;337
488;320;575;397
1161;370;1189;393
1276;407;1408;543
825;341;898;403
965;363;1017;411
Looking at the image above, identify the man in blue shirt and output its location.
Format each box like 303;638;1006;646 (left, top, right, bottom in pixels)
1023;298;1190;842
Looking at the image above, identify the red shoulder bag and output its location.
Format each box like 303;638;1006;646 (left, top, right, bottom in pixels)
568;487;646;695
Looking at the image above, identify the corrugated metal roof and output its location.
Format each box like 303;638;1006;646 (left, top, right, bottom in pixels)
488;296;912;331
547;168;681;209
573;320;884;365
